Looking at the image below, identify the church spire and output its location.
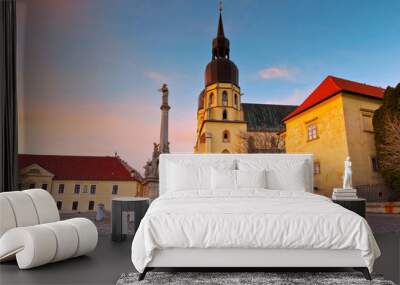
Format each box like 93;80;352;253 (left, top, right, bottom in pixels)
212;2;230;59
217;2;224;37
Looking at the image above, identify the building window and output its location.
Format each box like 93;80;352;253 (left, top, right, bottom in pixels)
18;183;23;190
42;183;48;190
88;201;95;211
222;130;230;142
208;93;213;107
314;161;321;175
307;124;318;141
74;184;80;194
361;111;374;132
29;183;35;188
58;184;64;194
222;91;228;106
72;201;78;211
112;185;118;195
56;201;62;210
222;149;230;153
83;185;88;193
90;185;96;194
234;94;238;107
371;157;379;172
222;109;228;120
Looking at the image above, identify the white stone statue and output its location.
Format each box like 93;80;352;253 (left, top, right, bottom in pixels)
342;156;353;190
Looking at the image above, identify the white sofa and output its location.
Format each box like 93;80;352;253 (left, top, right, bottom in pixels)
0;189;98;269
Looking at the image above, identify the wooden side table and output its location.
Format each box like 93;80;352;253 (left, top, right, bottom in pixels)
332;198;366;218
112;197;150;242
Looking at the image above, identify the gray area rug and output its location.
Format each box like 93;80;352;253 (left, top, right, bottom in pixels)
116;272;396;285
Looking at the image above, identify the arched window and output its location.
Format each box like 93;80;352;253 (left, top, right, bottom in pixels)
222;130;230;142
234;94;238;107
208;93;214;107
222;109;227;120
222;91;228;106
222;149;230;154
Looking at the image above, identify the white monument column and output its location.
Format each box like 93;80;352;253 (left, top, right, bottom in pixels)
159;84;170;153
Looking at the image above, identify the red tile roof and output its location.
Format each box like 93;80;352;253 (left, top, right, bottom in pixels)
284;76;385;121
19;154;143;182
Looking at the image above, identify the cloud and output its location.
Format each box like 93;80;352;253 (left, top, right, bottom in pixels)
259;66;298;80
144;70;169;83
265;89;309;105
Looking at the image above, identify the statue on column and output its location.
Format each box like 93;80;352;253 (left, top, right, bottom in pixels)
142;83;171;198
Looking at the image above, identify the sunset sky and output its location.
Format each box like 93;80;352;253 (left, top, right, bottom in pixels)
17;0;400;173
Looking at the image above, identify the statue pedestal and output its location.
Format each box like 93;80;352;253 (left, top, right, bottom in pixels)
332;188;358;200
142;177;159;199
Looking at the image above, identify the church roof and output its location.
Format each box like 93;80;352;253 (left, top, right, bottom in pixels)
19;154;143;182
242;103;297;132
284;76;385;121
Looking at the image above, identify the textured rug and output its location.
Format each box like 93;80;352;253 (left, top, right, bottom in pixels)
116;271;396;285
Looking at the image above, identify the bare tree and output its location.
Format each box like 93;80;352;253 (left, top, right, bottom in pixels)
378;114;400;181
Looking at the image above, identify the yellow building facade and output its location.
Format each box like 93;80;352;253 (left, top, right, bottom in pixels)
18;154;143;213
284;76;385;196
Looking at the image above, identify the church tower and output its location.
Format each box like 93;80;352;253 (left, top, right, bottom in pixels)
194;8;246;153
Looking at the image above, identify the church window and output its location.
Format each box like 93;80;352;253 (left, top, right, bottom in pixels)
222;109;228;120
307;124;318;141
222;130;230;142
222;91;228;106
234;94;238;107
208;93;214;107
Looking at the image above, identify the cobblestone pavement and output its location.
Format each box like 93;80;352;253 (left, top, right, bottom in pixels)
61;212;400;236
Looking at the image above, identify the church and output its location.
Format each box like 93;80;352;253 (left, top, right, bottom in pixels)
194;12;297;154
